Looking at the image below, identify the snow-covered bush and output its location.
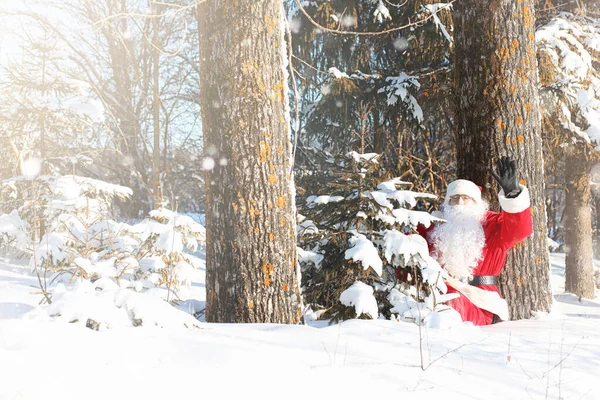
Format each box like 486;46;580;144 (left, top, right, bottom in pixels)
0;210;31;257
0;174;205;329
297;151;449;323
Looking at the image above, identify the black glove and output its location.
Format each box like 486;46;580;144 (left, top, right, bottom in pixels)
491;156;521;198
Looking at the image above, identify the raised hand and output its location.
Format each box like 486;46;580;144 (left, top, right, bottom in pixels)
491;156;521;198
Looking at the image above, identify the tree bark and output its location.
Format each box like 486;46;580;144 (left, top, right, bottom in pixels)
152;2;163;208
198;0;303;323
454;0;552;319
564;148;595;298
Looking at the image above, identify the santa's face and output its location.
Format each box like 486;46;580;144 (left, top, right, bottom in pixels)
429;199;488;281
448;194;476;206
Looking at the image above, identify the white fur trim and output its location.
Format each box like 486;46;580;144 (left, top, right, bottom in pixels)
446;276;509;321
498;185;530;214
444;179;482;205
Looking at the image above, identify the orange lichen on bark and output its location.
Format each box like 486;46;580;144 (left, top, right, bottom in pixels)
280;218;286;226
262;263;275;287
497;47;510;61
268;174;278;184
269;233;275;240
517;135;525;143
263;276;272;287
525;102;532;113
522;6;534;27
276;194;287;208
264;15;276;33
232;202;238;212
248;301;255;309
535;256;544;264
259;141;271;163
274;80;285;103
516;116;524;126
282;282;288;292
510;38;520;55
515;68;528;82
496;119;507;130
516;276;525;287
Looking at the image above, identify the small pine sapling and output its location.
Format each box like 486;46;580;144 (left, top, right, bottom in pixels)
298;151;447;323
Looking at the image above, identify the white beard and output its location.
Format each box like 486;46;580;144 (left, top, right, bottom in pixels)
430;202;488;281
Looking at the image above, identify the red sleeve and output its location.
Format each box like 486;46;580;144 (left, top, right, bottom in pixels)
498;207;533;249
496;186;533;249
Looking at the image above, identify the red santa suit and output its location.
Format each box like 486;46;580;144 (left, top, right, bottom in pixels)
418;185;533;325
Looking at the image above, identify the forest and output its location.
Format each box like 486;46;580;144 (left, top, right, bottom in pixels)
1;1;600;398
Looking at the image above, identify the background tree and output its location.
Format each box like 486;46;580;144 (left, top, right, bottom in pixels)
288;0;455;201
536;12;600;298
198;0;303;323
453;0;552;319
13;0;203;215
0;26;97;180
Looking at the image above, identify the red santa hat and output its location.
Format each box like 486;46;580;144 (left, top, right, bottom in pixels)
444;179;482;205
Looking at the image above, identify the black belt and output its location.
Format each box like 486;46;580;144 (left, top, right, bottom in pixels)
469;275;498;286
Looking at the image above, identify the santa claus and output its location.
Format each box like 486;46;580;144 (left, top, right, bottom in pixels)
418;157;533;325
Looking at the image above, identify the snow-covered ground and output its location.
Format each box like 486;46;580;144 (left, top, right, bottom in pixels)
1;253;599;400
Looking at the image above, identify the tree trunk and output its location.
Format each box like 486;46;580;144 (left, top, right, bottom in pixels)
198;0;303;323
564;148;595;298
152;2;163;208
454;0;552;319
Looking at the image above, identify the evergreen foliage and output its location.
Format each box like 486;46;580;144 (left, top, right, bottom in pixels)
297;151;448;322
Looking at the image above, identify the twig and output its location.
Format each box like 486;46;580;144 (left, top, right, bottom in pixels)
542;340;581;377
286;14;301;175
294;0;455;37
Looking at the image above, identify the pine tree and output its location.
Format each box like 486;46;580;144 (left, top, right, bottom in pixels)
198;0;303;323
289;0;455;198
298;151;446;322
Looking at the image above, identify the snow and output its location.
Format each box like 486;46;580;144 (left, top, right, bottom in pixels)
378;73;424;123
328;66;350;79
373;0;391;24
347;151;379;163
0;253;600;399
297;246;324;268
422;3;453;44
536;16;600;146
0;211;30;249
340;281;378;319
344;231;383;276
308;195;345;205
21;158;41;178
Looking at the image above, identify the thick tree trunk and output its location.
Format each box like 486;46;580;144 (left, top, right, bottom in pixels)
198;0;303;323
564;149;595;298
454;0;552;319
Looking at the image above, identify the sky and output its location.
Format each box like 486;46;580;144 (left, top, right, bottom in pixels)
0;0;70;64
